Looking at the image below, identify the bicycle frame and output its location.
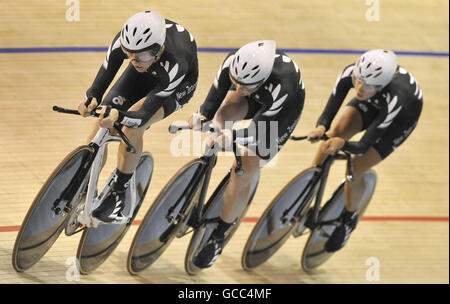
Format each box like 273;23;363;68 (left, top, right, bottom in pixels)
282;151;353;230
165;124;247;235
51;105;140;229
163;144;218;236
76;127;138;228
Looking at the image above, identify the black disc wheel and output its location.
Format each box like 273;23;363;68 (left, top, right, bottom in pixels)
12;146;93;272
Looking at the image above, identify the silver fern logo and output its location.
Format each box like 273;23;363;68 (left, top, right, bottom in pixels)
262;83;288;117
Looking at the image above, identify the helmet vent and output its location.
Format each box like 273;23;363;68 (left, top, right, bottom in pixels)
242;62;247;70
365;73;373;77
366;62;372;69
126;36;130;44
234;67;238;75
236;56;240;63
133;27;137;37
252;65;259;70
136;39;142;46
125;24;129;32
144;32;152;43
143;28;150;35
373;72;382;78
243;74;250;79
361;56;365;63
252;70;260;78
375;67;382;71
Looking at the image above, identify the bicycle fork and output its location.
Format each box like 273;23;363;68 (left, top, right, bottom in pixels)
77;128;137;228
50;149;95;217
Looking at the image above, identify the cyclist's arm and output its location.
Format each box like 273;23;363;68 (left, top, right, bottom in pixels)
86;32;127;102
199;52;236;120
316;64;355;130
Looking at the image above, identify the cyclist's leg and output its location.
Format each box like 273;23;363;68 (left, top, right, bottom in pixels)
90;65;162;222
347;106;422;211
212;90;249;128
117;103;164;174
84;63;158;167
220;87;305;224
324;145;380;252
117;73;198;174
193;90;253;267
345;148;382;211
221;151;261;223
195;88;304;268
325;103;421;252
210;89;252;225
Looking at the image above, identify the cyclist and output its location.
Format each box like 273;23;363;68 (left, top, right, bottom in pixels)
187;40;306;268
307;49;423;252
77;10;198;223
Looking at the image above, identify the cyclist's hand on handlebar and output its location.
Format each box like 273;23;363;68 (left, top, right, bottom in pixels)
96;106;119;129
322;137;345;155
204;120;232;151
78;97;98;117
307;125;327;143
216;128;233;152
188;112;207;130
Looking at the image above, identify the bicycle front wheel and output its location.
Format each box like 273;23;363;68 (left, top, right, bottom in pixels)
127;159;204;275
12;146;93;272
184;170;260;275
301;170;377;272
241;167;319;270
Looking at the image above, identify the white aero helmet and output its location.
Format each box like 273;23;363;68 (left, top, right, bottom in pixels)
353;49;398;87
120;11;166;55
230;40;276;88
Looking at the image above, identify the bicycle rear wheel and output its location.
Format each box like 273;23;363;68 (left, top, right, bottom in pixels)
301;170;377;272
241;168;319;271
76;152;154;274
184;170;260;275
12;146;93;272
127;159;204;275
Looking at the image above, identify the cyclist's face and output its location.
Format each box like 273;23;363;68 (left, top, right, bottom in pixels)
122;47;156;72
229;74;259;96
352;74;380;100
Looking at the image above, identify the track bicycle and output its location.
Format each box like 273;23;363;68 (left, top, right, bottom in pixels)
242;135;377;272
127;122;260;275
12;100;154;274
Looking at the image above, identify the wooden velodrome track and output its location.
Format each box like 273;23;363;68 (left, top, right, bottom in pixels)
0;0;448;284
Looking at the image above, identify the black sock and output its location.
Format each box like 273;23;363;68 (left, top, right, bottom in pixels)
113;169;133;192
213;218;233;239
343;208;356;222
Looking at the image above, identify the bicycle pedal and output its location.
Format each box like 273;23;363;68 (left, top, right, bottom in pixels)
77;210;92;227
